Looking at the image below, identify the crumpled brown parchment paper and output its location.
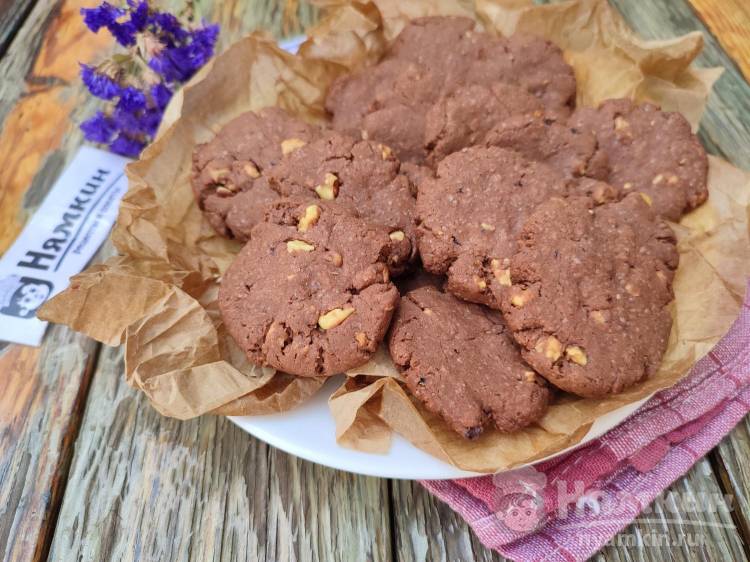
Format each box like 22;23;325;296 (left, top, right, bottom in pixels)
39;0;750;472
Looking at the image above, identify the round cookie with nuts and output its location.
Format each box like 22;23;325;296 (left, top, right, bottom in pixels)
569;98;708;221
191;107;320;240
388;285;550;439
266;131;417;270
499;193;679;397
219;199;411;377
416;146;572;308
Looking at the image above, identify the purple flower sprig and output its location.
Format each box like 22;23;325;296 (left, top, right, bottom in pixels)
79;1;219;157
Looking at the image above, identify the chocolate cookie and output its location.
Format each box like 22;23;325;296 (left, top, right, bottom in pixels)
326;58;439;163
484;113;609;180
326;16;576;165
388;286;550;438
416;146;571;308
192;107;320;239
500;194;678;397
266;131;417;268
219;200;411;377
386;17;576;116
400;162;433;192
569;98;708;220
424;83;544;166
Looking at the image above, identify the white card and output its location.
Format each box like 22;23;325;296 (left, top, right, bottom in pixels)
0;146;130;346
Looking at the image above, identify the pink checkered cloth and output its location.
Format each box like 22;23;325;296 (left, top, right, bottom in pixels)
422;282;750;561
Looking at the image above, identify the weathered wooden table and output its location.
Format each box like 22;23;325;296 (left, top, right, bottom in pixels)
1;1;750;560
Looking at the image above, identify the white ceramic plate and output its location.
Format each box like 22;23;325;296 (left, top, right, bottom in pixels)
228;377;652;480
228;36;652;480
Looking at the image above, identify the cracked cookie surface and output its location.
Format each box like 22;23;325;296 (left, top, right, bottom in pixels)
266;131;417;269
424;83;544;166
325;16;576;165
484;113;609;180
192;107;320;240
499;193;679;397
219;199;409;377
416;146;572;308
388;285;550;438
569;98;708;221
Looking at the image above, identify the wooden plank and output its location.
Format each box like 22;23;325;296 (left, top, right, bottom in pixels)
47;345;392;562
607;0;750;170
0;2;113;561
711;420;750;552
0;324;98;562
688;0;750;84
0;0;112;254
0;0;37;57
0;2;112;561
391;481;507;562
595;458;747;561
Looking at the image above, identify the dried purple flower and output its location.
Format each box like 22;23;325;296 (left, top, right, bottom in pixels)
81;2;123;33
128;0;149;32
81;112;117;144
79;1;219;158
109;21;137;47
147;12;189;44
150;83;172;110
116;86;147;112
148;24;219;82
109;134;146;158
80;64;122;100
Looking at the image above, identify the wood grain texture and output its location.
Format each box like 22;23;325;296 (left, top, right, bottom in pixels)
712;419;750;552
0;0;112;254
47;345;391;562
595;458;747;561
391;481;506;562
688;0;750;83
0;0;37;57
0;324;98;562
0;3;115;562
607;0;750;170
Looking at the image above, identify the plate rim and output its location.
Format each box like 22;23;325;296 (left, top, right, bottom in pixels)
227;378;653;480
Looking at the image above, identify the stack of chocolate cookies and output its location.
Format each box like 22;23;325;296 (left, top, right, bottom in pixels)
193;16;708;440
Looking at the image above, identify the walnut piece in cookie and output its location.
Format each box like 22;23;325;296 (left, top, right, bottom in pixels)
266;131;417;271
219;200;410;377
416;146;570;308
499;193;679;397
191;107;320;240
569;98;708;221
388;285;550;438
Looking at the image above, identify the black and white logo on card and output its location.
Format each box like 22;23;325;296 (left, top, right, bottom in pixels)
0;275;54;319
